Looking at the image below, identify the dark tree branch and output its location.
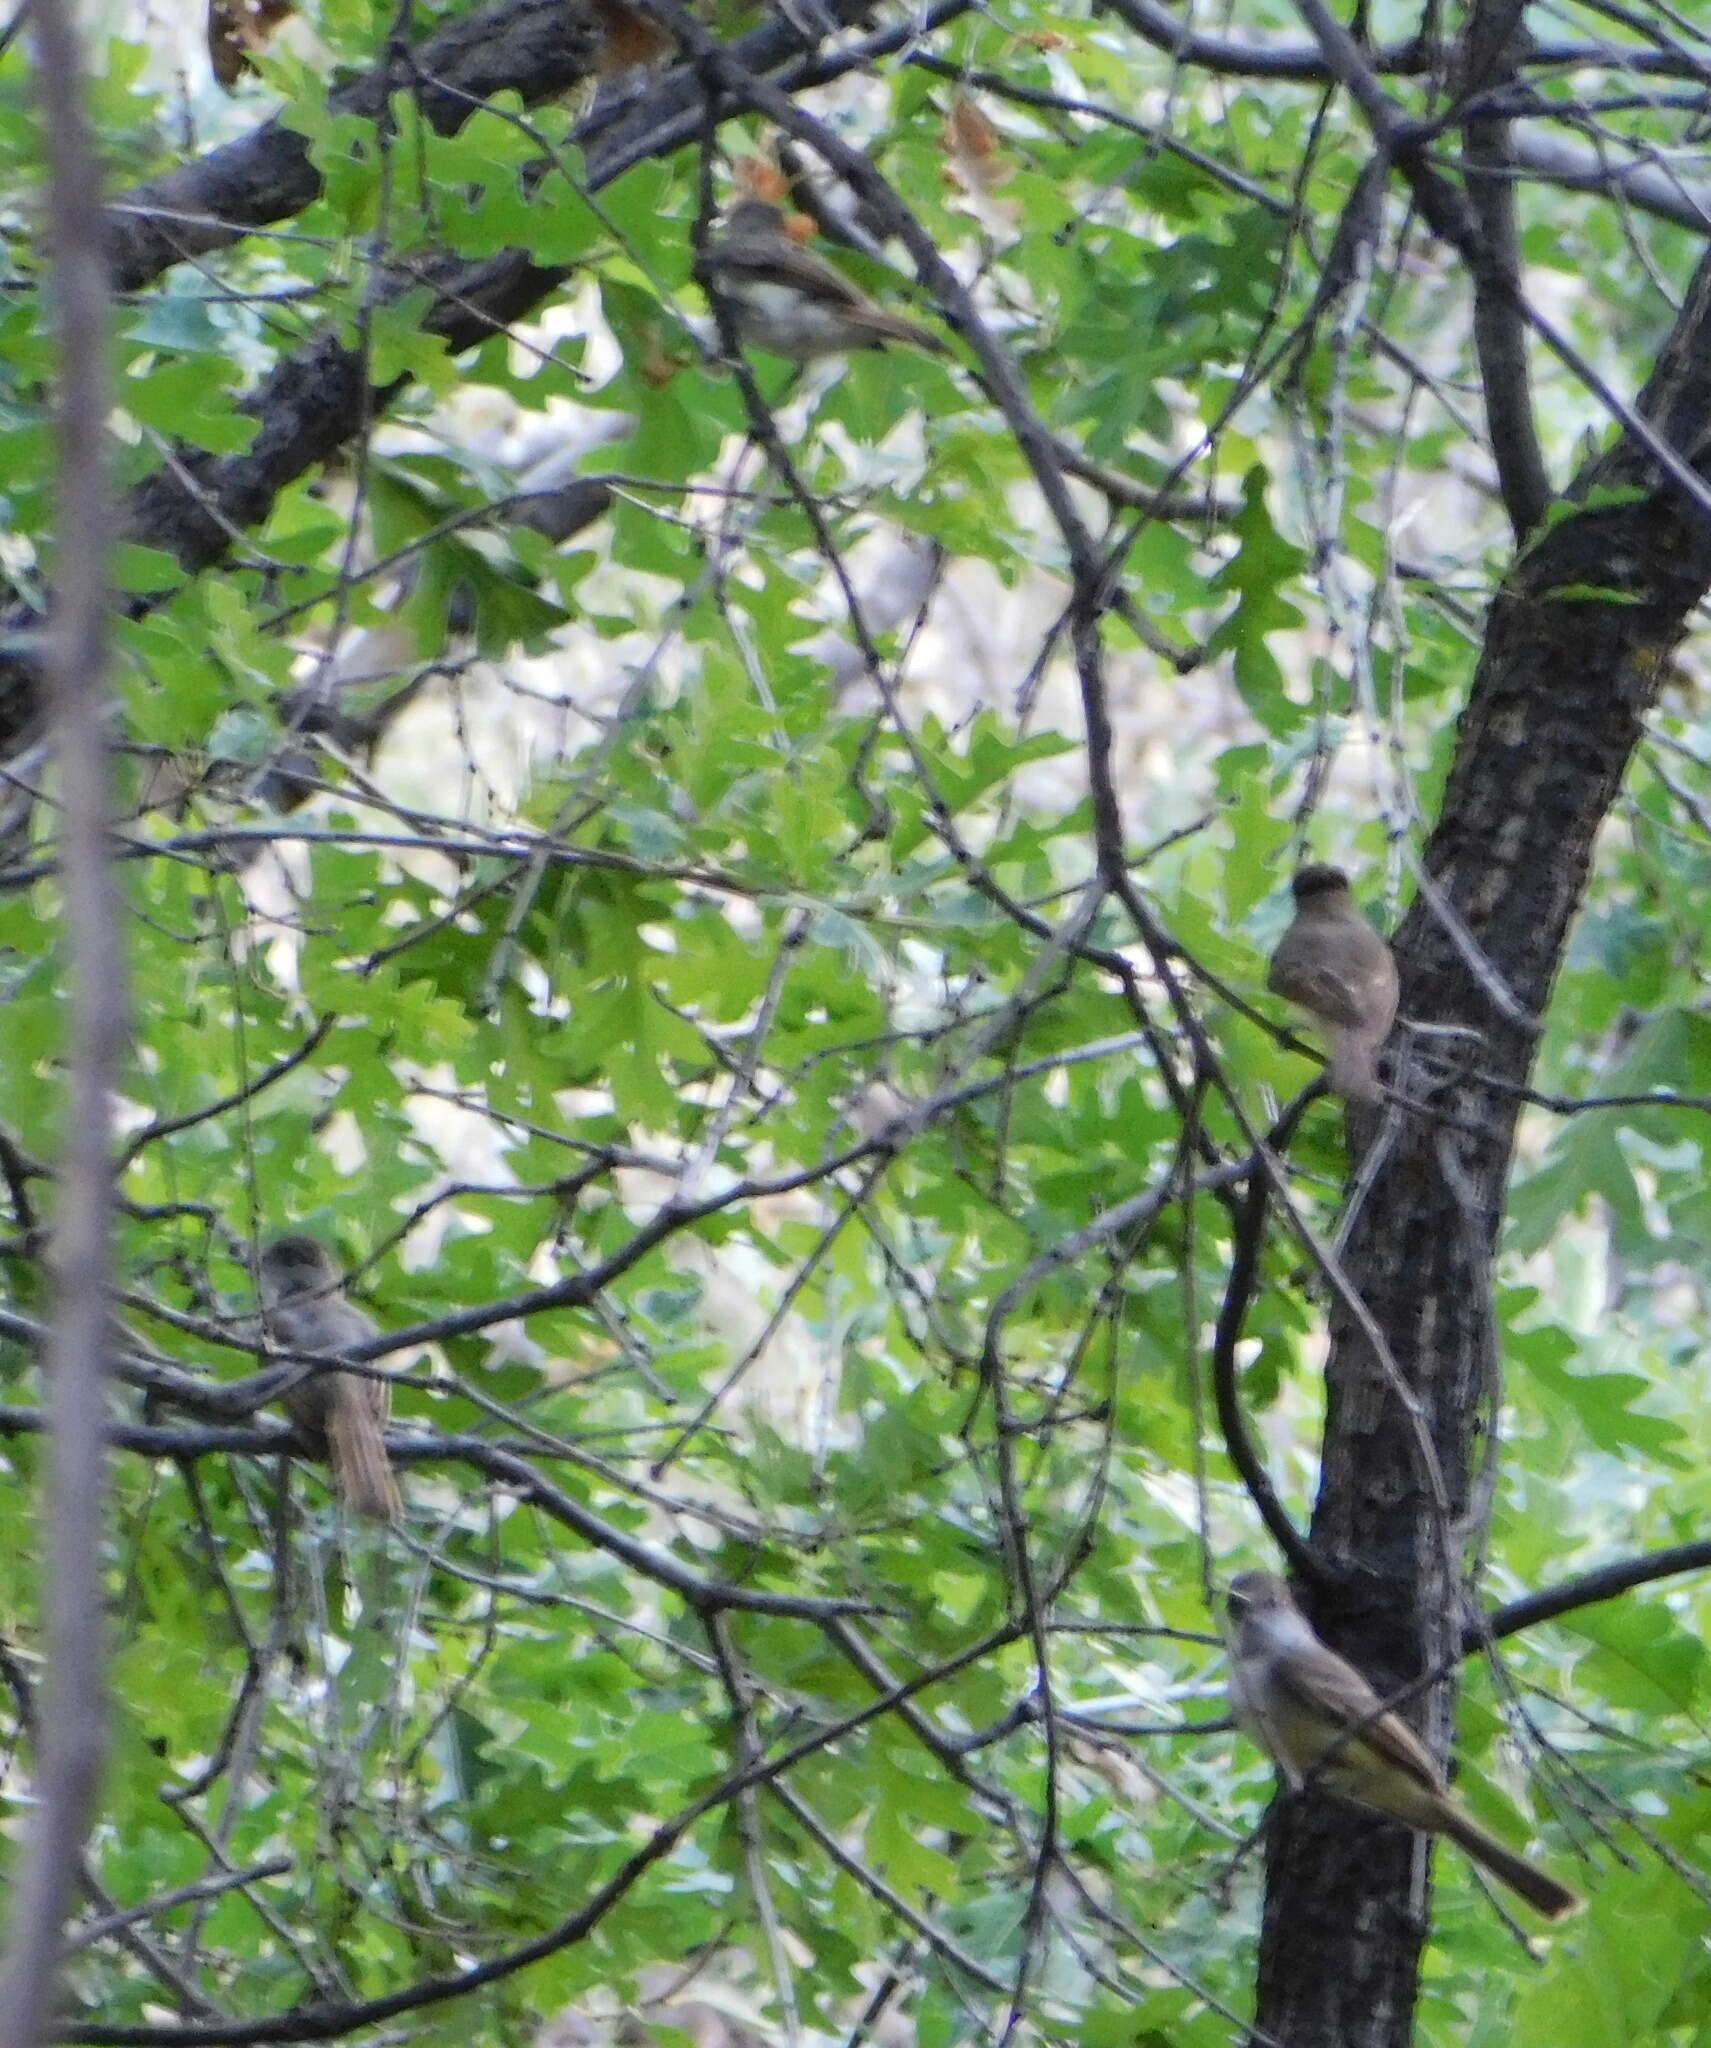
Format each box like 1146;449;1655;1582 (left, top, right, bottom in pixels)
1104;0;1711;83
1099;0;1432;82
0;1407;876;1621
0;246;560;746
0;0;119;2037
1460;0;1553;540
114;1017;333;1170
13;1377;1690;1655
63;1862;291;1956
1288;0;1711;531
1504;131;1711;233
106;0;604;291
1208;1091;1323;1582
1484;1541;1711;1641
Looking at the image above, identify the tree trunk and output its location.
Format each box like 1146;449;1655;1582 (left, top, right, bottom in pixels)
1253;247;1711;2046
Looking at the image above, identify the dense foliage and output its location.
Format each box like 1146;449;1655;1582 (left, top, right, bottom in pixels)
3;0;1711;2039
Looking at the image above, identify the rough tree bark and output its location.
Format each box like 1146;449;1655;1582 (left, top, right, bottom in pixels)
107;0;605;291
1253;248;1711;2046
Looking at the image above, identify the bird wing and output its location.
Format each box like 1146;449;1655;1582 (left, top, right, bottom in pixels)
700;230;871;312
1267;947;1374;1030
1268;1638;1444;1799
271;1296;376;1355
1269;913;1398;1034
272;1295;386;1448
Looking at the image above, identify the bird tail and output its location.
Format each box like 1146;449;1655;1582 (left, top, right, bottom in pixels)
327;1380;401;1523
1326;1027;1383;1104
1438;1805;1582;1920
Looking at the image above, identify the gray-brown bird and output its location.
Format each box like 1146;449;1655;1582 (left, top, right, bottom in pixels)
1226;1570;1582;1920
694;198;942;362
1266;863;1399;1104
258;1235;400;1523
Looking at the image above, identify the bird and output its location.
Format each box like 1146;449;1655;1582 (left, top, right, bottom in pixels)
1225;1570;1582;1920
694;197;943;363
1266;863;1400;1104
258;1235;400;1523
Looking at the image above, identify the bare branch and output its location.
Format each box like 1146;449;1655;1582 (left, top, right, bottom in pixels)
63;1863;291;1956
1460;0;1553;540
1106;0;1711;83
0;1408;877;1622
1208;1093;1323;1581
1484;1541;1711;1642
0;0;119;2037
1505;130;1711;232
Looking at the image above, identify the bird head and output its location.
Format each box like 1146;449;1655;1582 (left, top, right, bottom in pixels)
1289;864;1352;902
258;1234;339;1296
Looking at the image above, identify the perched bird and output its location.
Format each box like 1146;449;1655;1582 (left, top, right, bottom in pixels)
1266;863;1399;1104
258;1235;400;1523
694;198;943;362
1226;1570;1582;1920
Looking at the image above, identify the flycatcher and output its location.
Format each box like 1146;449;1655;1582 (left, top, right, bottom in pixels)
695;198;943;362
1226;1570;1581;1920
1266;863;1400;1104
259;1235;400;1523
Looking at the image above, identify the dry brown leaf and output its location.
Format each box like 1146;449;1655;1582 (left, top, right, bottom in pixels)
207;0;294;89
591;0;676;74
941;91;1013;195
733;154;791;204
